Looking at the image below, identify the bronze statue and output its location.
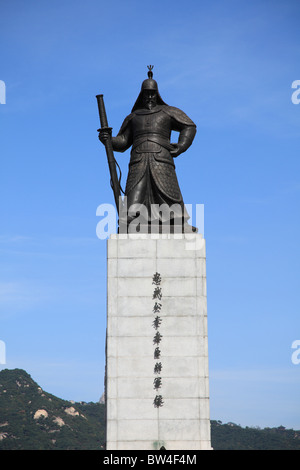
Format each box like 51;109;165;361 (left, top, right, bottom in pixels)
97;66;197;233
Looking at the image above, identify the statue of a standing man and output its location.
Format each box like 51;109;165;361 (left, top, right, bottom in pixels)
98;66;197;232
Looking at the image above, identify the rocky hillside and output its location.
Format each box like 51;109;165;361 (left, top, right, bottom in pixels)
0;368;105;450
1;368;300;450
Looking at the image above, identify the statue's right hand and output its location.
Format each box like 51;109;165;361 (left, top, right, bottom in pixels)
98;128;111;144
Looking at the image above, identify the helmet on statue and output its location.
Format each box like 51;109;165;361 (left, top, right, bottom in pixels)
131;66;168;112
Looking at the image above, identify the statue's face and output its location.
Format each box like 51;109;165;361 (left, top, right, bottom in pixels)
142;89;157;110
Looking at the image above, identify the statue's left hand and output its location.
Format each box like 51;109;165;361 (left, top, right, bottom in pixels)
170;143;183;158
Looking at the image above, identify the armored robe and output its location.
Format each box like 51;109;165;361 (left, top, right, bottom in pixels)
112;104;196;229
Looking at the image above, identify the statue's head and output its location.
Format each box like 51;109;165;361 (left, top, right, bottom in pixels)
131;66;167;112
142;88;157;110
141;68;158;109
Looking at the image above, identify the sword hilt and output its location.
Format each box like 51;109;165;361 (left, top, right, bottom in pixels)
96;94;109;129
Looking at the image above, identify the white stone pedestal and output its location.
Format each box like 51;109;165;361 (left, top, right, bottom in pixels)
106;233;211;450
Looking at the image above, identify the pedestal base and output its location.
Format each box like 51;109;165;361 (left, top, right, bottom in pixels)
106;233;211;450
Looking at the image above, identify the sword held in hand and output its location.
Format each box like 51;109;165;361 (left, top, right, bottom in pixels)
96;94;123;215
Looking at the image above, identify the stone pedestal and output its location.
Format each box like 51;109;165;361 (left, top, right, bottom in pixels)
106;233;211;450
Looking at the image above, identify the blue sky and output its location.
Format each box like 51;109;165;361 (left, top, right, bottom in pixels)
1;0;300;429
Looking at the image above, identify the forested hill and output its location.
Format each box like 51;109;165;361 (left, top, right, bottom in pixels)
0;368;299;450
211;420;300;450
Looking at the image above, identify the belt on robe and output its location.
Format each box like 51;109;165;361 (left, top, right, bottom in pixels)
132;133;174;152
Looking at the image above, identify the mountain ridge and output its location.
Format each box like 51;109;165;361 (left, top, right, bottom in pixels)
1;368;300;450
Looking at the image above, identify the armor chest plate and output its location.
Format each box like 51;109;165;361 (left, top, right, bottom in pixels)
132;109;172;139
